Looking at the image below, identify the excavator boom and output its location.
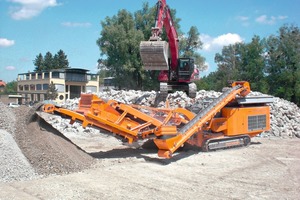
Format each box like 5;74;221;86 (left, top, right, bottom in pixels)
140;0;178;71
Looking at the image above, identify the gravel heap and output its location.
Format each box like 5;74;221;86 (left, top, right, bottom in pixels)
0;129;37;182
0;102;37;182
60;89;300;138
0;101;94;182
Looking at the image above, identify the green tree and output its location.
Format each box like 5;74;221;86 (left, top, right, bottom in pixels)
134;2;156;40
196;71;224;91
55;49;69;69
180;26;207;72
213;43;243;90
2;81;17;94
238;35;268;92
207;36;267;92
97;9;144;90
44;52;54;71
33;50;69;72
264;24;300;105
46;81;58;100
33;53;44;72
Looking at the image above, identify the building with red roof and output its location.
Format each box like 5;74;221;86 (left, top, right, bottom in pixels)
0;80;6;92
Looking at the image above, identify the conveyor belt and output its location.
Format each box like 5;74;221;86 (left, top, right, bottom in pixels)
154;84;247;158
179;85;241;134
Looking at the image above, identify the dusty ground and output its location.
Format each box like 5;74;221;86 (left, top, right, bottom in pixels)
0;98;300;199
1;136;300;200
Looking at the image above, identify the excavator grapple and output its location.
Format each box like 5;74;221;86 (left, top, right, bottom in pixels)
41;81;273;159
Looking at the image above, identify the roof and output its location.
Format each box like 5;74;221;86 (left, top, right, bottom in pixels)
0;80;6;87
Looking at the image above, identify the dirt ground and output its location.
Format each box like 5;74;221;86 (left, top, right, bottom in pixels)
0;97;299;200
1;124;300;199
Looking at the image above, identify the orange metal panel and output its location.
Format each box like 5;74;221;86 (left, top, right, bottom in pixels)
221;106;270;137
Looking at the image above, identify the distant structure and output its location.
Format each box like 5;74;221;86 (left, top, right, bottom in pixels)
100;77;116;91
0;80;6;93
17;68;99;104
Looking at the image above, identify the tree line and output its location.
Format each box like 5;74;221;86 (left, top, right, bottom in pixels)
33;49;69;72
198;25;300;106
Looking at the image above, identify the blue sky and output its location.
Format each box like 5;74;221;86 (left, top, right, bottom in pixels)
0;0;299;83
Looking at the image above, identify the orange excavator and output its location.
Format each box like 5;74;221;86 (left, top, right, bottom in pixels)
140;0;199;98
42;81;273;158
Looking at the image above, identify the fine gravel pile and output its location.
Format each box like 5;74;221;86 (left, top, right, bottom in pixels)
0;102;37;182
0;101;94;182
0;129;37;182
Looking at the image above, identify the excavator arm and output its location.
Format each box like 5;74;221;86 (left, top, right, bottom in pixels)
140;0;178;71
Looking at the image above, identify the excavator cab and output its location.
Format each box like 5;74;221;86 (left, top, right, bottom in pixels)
178;58;194;81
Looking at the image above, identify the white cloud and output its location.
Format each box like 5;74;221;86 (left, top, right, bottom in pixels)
236;15;250;27
0;38;15;47
255;15;288;25
237;16;249;21
278;15;288;20
9;0;58;20
5;66;16;71
200;33;243;52
61;22;92;28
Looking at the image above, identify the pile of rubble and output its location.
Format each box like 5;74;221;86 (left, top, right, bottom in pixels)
60;89;300;138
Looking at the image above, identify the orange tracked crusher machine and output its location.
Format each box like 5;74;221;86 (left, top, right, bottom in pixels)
43;81;273;158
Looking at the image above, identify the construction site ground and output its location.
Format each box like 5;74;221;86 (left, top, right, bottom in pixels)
0;100;300;199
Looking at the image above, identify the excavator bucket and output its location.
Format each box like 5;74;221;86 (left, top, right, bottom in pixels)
140;41;169;70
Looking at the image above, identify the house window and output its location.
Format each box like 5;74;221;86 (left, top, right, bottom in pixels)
18;85;24;91
36;84;42;90
86;86;97;93
44;73;49;79
31;73;36;80
43;84;49;90
52;72;59;78
30;84;35;91
87;75;91;81
55;84;65;92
